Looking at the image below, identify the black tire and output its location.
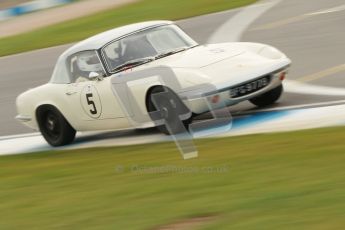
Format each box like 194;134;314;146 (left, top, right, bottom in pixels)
36;106;76;146
147;86;192;135
250;84;283;107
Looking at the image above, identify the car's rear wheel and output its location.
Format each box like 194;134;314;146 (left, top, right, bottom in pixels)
147;86;192;135
250;84;283;107
37;106;76;146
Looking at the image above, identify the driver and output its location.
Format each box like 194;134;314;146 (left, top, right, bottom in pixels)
74;52;103;83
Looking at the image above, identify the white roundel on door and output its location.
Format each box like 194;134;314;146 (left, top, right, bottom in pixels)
80;85;102;119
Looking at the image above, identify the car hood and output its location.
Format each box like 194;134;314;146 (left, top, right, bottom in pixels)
137;42;291;89
163;44;245;68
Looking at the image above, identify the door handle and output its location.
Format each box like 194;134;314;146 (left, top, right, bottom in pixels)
66;91;77;95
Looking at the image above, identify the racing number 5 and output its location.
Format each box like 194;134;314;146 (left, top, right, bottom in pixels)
86;93;97;115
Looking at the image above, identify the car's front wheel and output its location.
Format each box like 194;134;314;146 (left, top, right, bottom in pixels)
250;84;283;107
147;86;192;135
36;106;76;146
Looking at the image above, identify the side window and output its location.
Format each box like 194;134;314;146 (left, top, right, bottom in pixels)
67;51;105;83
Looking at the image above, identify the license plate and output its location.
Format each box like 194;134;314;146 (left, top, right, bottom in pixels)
229;76;270;98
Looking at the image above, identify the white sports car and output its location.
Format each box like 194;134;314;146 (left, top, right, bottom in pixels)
16;20;291;146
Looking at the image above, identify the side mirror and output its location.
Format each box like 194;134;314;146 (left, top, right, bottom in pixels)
89;72;103;81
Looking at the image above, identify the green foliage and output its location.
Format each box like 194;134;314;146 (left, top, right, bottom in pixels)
1;127;345;229
0;0;257;56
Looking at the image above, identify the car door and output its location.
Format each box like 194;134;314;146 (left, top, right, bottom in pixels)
65;51;126;122
65;76;128;123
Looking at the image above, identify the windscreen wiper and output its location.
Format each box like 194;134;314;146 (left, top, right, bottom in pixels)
111;57;155;72
155;47;189;60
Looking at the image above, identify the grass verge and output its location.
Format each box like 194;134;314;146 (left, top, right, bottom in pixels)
1;127;345;229
0;0;257;57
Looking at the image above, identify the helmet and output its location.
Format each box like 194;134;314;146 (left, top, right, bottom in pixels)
77;52;103;72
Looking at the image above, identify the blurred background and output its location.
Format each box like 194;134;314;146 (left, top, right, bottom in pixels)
0;0;345;229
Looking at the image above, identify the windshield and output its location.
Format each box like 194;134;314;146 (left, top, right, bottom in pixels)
102;25;198;73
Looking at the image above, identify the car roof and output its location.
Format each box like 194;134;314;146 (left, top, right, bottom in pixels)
62;20;173;57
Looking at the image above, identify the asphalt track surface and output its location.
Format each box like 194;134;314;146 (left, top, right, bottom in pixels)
1;0;345;138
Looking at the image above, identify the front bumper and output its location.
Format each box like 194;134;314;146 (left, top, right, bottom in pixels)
181;66;289;114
